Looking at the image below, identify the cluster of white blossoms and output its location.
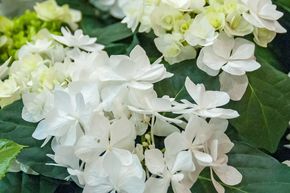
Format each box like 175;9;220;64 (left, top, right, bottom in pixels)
121;0;286;63
34;0;81;30
0;27;103;107
119;0;286;101
2;28;244;193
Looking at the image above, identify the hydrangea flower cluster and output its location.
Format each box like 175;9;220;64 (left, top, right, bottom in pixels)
0;0;81;63
0;27;103;108
121;0;286;63
118;0;287;101
6;28;244;193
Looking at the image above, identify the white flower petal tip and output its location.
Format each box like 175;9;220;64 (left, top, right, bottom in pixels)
52;27;104;52
219;72;249;101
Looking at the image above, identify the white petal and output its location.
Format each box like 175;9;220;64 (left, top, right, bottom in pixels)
171;151;195;173
219;72;249;101
209;118;228;134
152;118;180;137
83;184;113;193
230;38;255;60
214;165;242;186
259;4;283;20
184;116;208;143
111;148;133;166
222;62;246;76
144;177;170;193
201;91;230;109
171;180;192;193
197;49;220;76
130;45;150;68
144;149;165;175
193;150;213;164
0;57;10;80
53;90;74;113
110;117;136;149
120;176;145;193
164;132;187;156
213;33;235;59
75;135;105;162
202;47;227;71
210;169;225;193
185;77;205;105
197;108;239;119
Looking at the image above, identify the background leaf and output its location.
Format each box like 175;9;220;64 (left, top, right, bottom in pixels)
0;172;66;193
82;22;133;45
0;101;68;180
0;139;23;180
228;48;290;153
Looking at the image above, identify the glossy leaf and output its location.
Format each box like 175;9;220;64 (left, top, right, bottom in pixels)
0;172;64;193
0;139;24;180
229;48;290;152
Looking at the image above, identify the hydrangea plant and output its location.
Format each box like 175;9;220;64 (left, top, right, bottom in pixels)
0;0;289;193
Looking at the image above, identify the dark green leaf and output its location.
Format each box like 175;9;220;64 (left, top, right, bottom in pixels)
0;172;62;193
0;101;68;180
229;48;290;152
274;0;290;12
0;139;24;180
82;22;133;45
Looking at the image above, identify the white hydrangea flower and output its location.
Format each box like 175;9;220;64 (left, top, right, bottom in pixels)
184;14;218;47
197;33;261;76
197;33;261;100
34;0;81;30
22;89;54;123
154;33;197;64
75;115;136;164
83;153;145;193
99;45;172;111
120;0;159;32
120;0;143;32
128;89;181;124
100;45;172;89
32;82;100;146
52;27;104;52
206;138;242;193
150;4;184;36
48;141;85;186
174;77;239;119
144;149;195;193
242;0;286;33
165;116;229;165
